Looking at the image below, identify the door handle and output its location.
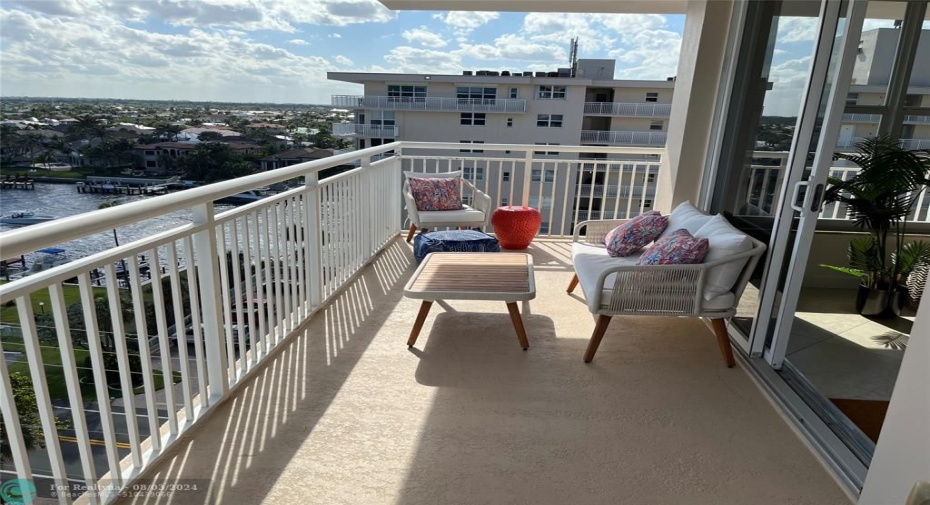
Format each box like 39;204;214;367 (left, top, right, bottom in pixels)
790;181;809;212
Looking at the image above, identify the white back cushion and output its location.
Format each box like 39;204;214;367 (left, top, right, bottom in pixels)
694;214;753;300
661;201;713;239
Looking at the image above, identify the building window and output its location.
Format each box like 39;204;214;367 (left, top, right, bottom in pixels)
534;143;560;156
370;110;395;126
501;197;509;206
462;195;473;206
509;88;518;99
647;173;657;183
459;140;485;153
457;87;496;101
904;94;922;106
531;169;556;182
846;93;859;107
502;171;510;182
645;92;658;102
649;121;663;131
506;118;513;127
388;85;426;98
463;166;485;181
460;113;487;126
536;85;567;99
643;199;653;209
146;160;157;167
536;114;563;127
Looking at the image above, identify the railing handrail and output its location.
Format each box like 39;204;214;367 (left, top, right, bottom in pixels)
0;143;402;258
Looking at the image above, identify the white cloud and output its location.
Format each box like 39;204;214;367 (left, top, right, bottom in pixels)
435;11;499;35
288;39;310;45
329;33;342;38
402;26;447;48
383;46;462;74
764;56;813;116
776;17;818;43
334;55;353;66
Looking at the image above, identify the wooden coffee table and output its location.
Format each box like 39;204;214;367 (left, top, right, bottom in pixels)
403;252;536;349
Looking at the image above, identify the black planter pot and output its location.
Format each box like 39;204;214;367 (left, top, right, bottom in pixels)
855;283;907;319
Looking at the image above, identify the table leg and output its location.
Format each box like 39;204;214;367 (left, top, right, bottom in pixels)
506;302;529;350
408;300;433;347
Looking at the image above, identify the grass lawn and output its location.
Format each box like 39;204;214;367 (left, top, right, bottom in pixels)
0;281;108;326
4;334;182;403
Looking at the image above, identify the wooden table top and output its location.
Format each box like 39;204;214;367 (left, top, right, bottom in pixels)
404;252;535;302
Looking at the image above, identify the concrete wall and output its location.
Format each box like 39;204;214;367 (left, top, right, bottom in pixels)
802;231;930;289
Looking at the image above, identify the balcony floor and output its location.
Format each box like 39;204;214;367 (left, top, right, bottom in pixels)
119;237;849;505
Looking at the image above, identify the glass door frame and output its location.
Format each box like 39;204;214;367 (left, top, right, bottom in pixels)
750;0;868;363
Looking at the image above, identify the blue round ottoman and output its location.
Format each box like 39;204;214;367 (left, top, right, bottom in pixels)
413;230;501;264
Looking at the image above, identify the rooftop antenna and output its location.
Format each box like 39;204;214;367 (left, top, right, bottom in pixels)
569;37;579;77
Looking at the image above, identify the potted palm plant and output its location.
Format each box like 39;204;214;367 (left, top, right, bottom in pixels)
821;135;930;318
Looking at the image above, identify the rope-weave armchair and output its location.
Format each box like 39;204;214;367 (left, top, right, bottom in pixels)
567;218;767;367
403;174;492;242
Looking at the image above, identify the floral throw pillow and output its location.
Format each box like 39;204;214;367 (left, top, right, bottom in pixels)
637;229;710;265
408;177;464;211
604;211;669;257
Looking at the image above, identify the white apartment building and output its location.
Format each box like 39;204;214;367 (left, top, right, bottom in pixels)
328;60;674;226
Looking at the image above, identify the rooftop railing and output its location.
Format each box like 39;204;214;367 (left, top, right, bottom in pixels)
331;95;527;113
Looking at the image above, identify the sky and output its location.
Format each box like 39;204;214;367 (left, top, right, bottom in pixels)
0;1;920;115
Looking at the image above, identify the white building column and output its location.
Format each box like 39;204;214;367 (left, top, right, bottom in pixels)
655;0;735;213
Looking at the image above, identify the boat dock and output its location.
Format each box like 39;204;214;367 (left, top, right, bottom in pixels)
76;182;170;195
0;178;35;190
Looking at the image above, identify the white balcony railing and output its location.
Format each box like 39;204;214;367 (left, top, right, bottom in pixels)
332;123;398;138
583;102;672;117
836;137;930;150
331;95;527;113
0;141;668;503
580;130;668;146
840;113;930;124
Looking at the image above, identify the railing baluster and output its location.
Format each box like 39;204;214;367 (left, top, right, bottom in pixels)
230;218;247;372
182;235;209;406
125;256;161;453
16;294;71;503
240;215;259;368
216;224;236;382
165;243;194;418
102;262;143;469
269;205;284;344
147;248;178;435
48;283;100;502
77;273;123;487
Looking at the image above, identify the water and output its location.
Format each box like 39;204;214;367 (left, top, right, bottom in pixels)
0;183;208;264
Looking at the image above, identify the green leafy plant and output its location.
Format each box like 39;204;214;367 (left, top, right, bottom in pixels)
820;135;930;292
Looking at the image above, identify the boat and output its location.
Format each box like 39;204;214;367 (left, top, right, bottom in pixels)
215;189;269;205
0;211;56;225
25;248;71;274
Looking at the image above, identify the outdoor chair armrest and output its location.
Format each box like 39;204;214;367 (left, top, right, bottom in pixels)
572;219;630;244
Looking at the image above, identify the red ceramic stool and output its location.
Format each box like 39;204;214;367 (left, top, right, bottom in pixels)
491;206;542;249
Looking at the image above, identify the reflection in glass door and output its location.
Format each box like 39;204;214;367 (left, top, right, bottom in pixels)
764;0;928;470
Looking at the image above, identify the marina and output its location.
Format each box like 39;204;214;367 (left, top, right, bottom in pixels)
0;177;36;190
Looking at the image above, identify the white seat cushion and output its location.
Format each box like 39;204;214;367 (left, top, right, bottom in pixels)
417;205;486;225
660;201;713;239
694;214;753;300
572;242;736;313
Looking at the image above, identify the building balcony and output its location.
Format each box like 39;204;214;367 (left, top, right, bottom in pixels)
581;130;668;146
0;142;855;504
836;136;930;150
332;123;398;138
331;95;527;113
841;113;930;124
583;102;672;117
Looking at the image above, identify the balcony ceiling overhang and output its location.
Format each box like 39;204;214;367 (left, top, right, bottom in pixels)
379;0;687;14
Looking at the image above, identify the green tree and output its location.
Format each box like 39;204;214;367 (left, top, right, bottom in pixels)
0;373;70;464
197;131;224;142
176;142;254;182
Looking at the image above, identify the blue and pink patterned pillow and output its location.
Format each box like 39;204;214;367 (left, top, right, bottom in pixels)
408;177;464;211
604;211;669;257
637;229;709;265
